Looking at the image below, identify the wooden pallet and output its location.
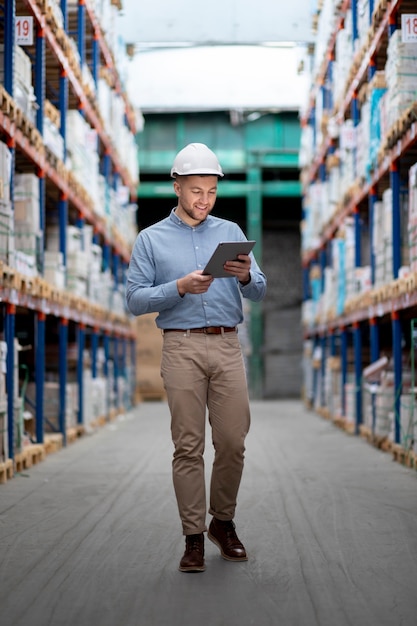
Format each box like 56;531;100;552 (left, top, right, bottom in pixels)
405;452;417;469
331;414;356;435
66;425;85;444
392;444;415;468
316;406;332;420
45;146;60;171
20;274;38;296
382;104;417;150
359;424;373;443
26;444;46;466
344;421;356;435
0;85;21;123
49;286;62;303
45;4;60;31
55;27;70;53
358;426;395;453
18;112;32;138
332;414;345;428
30;127;44;153
379;436;392;453
0;459;14;484
44;433;63;454
405;273;417;293
37;0;49;12
90;415;107;429
108;408;120;421
0;263;18;289
14;448;32;473
372;0;388;24
35;277;52;299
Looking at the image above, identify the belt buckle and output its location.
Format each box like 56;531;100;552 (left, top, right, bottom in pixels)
204;327;217;334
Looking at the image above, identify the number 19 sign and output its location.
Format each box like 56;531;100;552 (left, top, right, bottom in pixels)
402;14;417;42
15;16;34;46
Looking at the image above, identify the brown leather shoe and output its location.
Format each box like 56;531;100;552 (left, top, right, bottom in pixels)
208;518;248;561
179;533;206;572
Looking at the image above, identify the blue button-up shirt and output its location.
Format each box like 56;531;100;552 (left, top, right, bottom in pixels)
126;209;267;329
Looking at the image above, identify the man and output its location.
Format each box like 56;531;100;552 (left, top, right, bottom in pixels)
126;143;267;572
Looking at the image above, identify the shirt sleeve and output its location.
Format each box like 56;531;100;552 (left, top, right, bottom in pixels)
239;255;267;302
125;233;183;316
230;224;267;302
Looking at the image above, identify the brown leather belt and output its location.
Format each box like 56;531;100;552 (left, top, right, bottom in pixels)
163;326;236;335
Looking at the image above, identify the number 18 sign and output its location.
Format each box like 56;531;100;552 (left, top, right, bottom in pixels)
402;14;417;42
15;16;34;46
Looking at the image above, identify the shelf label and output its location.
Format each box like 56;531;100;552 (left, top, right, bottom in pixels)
16;16;34;46
401;14;417;42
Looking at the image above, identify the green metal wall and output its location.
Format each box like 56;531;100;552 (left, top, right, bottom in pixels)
138;111;301;174
136;110;301;397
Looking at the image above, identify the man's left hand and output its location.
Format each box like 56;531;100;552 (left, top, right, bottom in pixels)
223;254;251;284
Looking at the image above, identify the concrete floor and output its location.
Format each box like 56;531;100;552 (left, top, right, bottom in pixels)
1;400;417;626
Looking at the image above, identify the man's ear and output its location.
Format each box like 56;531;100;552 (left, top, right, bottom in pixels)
173;180;181;197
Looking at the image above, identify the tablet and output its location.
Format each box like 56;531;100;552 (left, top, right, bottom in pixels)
202;241;256;278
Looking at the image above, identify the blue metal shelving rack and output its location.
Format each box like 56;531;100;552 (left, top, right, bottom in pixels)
301;0;417;446
0;0;138;464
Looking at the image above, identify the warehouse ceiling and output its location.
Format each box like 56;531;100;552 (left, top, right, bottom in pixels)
118;0;313;47
125;45;310;112
119;1;313;111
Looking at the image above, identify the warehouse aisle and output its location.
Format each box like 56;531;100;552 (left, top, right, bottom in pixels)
1;401;417;626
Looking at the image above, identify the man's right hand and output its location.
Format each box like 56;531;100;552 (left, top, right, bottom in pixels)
177;270;214;296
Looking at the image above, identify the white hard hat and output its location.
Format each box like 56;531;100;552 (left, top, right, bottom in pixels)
170;143;224;178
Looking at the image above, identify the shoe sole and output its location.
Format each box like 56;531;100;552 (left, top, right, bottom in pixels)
207;532;248;561
178;564;206;572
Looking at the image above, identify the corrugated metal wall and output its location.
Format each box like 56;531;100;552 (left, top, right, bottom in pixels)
263;229;303;398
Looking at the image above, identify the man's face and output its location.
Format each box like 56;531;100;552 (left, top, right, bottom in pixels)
173;175;218;226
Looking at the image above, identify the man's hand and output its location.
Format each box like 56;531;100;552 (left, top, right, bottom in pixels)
177;270;214;296
223;254;251;284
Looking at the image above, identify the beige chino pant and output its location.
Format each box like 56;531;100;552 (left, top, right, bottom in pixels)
161;331;251;535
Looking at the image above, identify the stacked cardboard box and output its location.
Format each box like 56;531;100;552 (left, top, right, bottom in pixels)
14;173;42;274
134;313;165;402
66;111;100;208
25;381;78;435
408;163;417;271
0;44;36;123
384;30;417;132
0;141;13;266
